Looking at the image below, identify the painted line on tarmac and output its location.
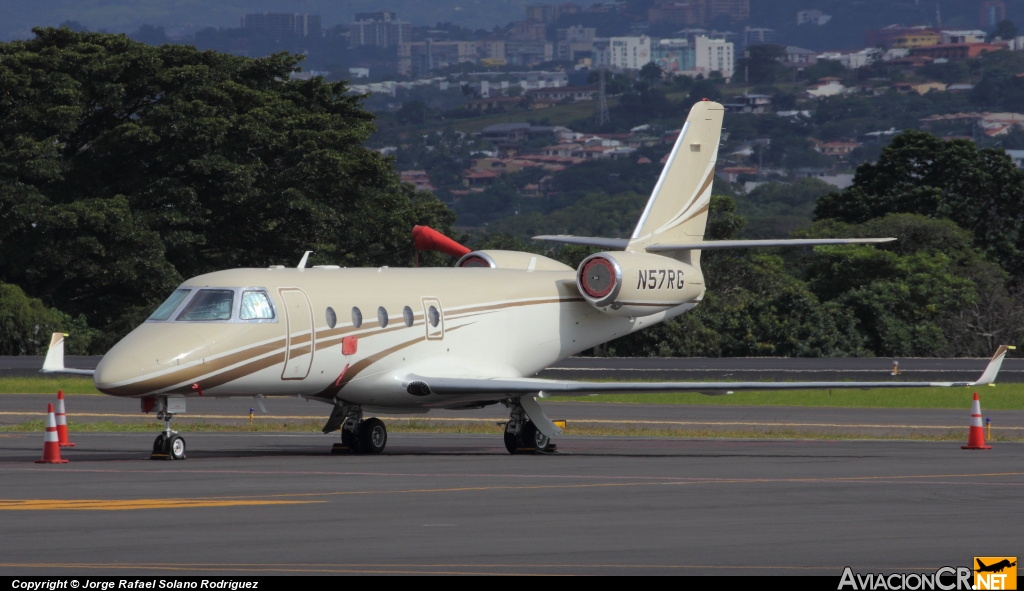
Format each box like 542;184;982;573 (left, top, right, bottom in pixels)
3;410;1022;431
2;471;1021;513
0;498;322;510
165;470;1024;502
0;411;321;420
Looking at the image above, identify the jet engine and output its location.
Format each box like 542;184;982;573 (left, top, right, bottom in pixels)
576;252;704;317
456;250;572;271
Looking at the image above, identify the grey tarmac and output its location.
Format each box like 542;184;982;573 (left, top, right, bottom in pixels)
1;356;1021;576
1;417;1022;575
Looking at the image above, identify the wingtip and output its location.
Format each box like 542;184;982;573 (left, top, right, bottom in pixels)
41;332;66;373
974;344;1014;386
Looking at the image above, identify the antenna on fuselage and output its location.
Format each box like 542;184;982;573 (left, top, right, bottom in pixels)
297;251;313;269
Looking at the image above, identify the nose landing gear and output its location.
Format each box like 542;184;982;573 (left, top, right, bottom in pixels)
151;410;186;460
149;396;187;460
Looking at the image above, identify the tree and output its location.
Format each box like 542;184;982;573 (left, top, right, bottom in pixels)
0;28;454;350
637;62;664;90
814;131;1024;278
990;19;1018;42
0;283;98;355
795;214;1024;357
734;44;791;86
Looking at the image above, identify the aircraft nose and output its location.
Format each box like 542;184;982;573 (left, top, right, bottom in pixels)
94;352;145;396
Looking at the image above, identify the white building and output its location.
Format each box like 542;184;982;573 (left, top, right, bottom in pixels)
816;48;879;70
940;30;987;45
694;36;734;79
796;10;831;26
594;36;652;71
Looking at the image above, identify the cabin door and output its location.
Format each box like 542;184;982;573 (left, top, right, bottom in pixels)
422;297;444;340
280;288;314;380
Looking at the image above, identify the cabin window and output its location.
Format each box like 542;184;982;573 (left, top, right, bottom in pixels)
177;289;234;321
428;305;440;328
351;307;363;328
148;289;190;321
378;306;389;328
403;306;414;327
240;290;275;320
325;307;337;329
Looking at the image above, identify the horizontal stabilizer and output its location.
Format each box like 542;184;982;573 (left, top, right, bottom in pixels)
532;235;629;249
531;236;896;253
647;237;896;253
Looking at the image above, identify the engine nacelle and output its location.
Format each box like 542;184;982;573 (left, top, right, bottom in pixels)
576;251;704;317
456;250;572;272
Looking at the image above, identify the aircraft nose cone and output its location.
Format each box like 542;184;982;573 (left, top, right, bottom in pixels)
94;353;145;396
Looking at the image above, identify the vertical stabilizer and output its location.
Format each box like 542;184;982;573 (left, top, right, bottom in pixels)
42;333;68;373
626;100;724;261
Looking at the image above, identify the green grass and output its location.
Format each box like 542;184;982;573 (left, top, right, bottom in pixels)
0;376;101;395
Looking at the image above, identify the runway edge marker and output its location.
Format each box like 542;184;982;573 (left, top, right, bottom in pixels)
36;403;69;464
961;392;992;450
55;390;76;447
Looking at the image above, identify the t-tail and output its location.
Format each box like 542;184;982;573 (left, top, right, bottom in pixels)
532;99;896;320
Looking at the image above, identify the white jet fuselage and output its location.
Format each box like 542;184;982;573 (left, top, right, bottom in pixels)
94;266;700;409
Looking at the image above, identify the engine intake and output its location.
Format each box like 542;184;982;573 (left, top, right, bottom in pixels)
456;250;572;271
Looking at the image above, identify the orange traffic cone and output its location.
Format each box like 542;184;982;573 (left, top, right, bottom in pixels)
55;390;75;447
36;403;69;464
962;392;992;450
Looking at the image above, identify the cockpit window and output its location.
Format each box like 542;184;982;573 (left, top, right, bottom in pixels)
176;289;234;321
148;289;191;321
240;290;275;320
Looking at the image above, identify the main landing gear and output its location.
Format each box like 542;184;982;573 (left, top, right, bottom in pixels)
503;399;554;455
150;403;186;461
325;403;387;454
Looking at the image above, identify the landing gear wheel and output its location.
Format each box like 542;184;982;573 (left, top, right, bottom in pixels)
168;434;186;460
517;421;549;453
152;433;168;456
341;428;361;453
530;426;550;452
503;423;519;454
358;418;387;454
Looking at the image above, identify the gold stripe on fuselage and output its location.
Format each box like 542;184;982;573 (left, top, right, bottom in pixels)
101;293;584;398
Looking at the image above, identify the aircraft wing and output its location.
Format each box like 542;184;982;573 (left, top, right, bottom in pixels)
40;333;96;376
404;345;1013;398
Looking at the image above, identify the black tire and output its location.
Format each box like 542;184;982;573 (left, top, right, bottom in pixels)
152;433;168;454
358;418;387;454
341;427;360;453
168;434;186;460
515;421;550;453
503;422;519;454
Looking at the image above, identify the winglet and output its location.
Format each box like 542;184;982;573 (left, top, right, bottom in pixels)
42;332;69;373
40;332;95;376
973;345;1014;386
